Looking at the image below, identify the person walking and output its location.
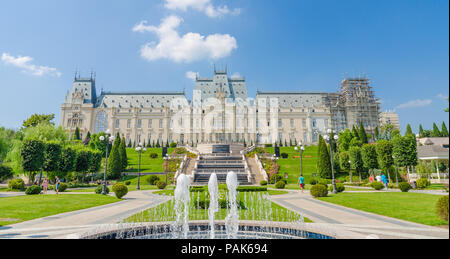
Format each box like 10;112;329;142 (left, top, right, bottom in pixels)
381;174;389;190
55;176;61;195
298;175;305;193
42;178;49;194
369;175;375;183
376;175;382;183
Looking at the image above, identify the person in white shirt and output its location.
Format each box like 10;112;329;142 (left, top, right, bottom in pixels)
376;175;382;182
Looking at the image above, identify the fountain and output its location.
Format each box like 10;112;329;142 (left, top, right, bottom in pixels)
79;172;336;239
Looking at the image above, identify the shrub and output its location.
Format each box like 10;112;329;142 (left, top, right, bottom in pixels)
280;153;289;159
219;199;246;210
112;183;128;199
371;182;385;191
58;183;68;192
416;178;431;190
435;196;449;221
190;186;207;192
269;174;282;184
275;181;286;189
156;181;167;190
8;178;25;190
25;185;42;195
149;153;158;159
0;165;14;183
309;179;318;185
237;186;268;192
264;144;273;148
170;142;177;148
95;185;110;194
124;181;131;186
399;182;412;193
310;184;328;198
146;175;160;185
329;183;345;193
318;179;331;186
260;180;268;186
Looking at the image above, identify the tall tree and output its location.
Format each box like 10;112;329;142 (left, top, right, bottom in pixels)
42;141;62;182
108;138;122;179
374;127;380;141
74;127;81;140
349;146;364;182
21;140;45;184
419;125;425;138
75;148;91;183
88;150;102;181
432;123;442;137
405;124;413;136
59;147;76;176
338;129;353;151
352;125;360;140
359;122;368;144
22;114;55;128
119;137;128;171
361;144;378;177
317;135;332;179
376;140;394;182
339;151;351;182
441;122;449;137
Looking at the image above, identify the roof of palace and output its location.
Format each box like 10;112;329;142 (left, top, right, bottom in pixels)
95;91;188;109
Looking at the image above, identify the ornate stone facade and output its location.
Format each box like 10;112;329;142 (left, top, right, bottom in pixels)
61;69;381;145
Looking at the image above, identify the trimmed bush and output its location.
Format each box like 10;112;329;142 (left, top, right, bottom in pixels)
280;153;289;159
8;178;25;190
310;184;328;198
275;181;286;189
190;186;207;192
95;185;110;194
435;196;449;221
156;181;167;190
146;175;160;185
170;142;177;148
124;181;131;186
112;183;128;199
25;185;42;195
269;174;282;184
370;182;385;191
0;165;14;183
149;153;158;159
399;182;412;192
58;183;68;192
318;179;331;186
260;180;268;186
309;179;318;185
416;178;431;190
329;183;345;193
237;186;268;192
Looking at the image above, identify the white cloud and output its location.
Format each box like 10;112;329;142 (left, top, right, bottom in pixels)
164;0;241;18
186;71;198;81
1;53;61;77
231;72;241;79
133;16;238;63
396;99;432;109
437;93;449;100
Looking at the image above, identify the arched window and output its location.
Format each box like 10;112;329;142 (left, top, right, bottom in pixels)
94;111;108;133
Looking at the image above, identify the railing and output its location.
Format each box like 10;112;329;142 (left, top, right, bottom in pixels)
174;155;188;180
255;154;269;181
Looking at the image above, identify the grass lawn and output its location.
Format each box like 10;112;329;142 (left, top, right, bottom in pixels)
66;184;173;193
0;194;121;226
265;146;318;184
125;148;176;173
317;192;448;226
126;191;312;223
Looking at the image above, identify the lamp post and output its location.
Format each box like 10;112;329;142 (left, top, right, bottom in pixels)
135;143;147;190
99;130;115;195
163;155;170;185
272;154;279;184
324;129;339;194
348;160;353;183
294;142;305;177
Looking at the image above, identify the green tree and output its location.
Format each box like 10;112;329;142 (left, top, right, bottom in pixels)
419;125;425;138
339;151;351;181
21;139;45;184
108;138;122;179
119;138;128;171
376;140;394;182
361;144;378;177
352;125;359;140
74;148;91;183
84;131;91;144
405;124;413;136
88;150;102;181
59;147;76;176
349;146;364;182
338;129;353;151
42;141;62;182
374;127;380;141
441;122;449;137
22;114;55;128
0;165;14;182
359;122;368;144
432;123;442;137
74;127;81;140
317;135;332;179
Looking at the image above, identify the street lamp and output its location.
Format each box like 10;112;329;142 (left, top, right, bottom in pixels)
294;142;305;177
324;129;339;194
272;154;279;184
135;143;147;190
163;155;170;185
99;129;115;195
348;160;353;183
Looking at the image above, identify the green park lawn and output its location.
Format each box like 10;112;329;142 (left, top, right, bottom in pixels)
266;146;319;184
317;192;448;226
125;148;176;173
0;194;121;226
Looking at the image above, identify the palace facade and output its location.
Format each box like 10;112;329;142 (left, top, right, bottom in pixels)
61;68;381;145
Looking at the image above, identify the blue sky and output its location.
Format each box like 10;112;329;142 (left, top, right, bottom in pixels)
0;0;448;133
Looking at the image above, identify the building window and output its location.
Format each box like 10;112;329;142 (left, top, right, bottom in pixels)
137;119;142;129
159;119;163;128
302;119;307;128
148;119;152;129
290;119;294;128
278;119;282;128
115;119;120;129
94;111;108;133
127;120;131;129
312;119;317;128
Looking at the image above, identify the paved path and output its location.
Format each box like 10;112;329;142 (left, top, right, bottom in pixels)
271;190;449;239
0;191;170;239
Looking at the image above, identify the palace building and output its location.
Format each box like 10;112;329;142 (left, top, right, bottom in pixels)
60;68;381;145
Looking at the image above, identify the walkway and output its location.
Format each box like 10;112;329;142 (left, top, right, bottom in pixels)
0;191;170;239
271;190;449;239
